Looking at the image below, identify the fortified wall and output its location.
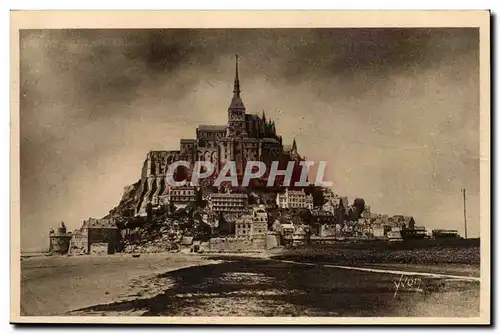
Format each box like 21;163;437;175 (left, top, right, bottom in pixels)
209;236;256;252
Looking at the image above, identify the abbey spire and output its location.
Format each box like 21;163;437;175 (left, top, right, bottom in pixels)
228;54;245;110
233;54;241;98
227;54;246;137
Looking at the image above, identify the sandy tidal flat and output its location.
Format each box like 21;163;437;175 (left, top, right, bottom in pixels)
20;253;219;316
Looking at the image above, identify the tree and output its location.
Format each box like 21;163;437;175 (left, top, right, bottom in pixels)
248;194;258;205
168;201;176;216
335;200;347;225
299;209;313;225
353;198;366;212
351;198;366;221
308;186;326;207
194;188;207;208
347;206;358;222
194;222;212;241
214;213;234;236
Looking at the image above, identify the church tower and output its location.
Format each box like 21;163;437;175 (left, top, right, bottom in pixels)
226;55;247;137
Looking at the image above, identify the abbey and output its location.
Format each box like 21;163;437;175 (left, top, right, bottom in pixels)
137;56;303;215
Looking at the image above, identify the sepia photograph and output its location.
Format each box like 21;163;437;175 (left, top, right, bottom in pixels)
10;11;490;324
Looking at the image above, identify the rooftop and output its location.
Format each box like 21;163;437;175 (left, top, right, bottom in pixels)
287;189;308;195
260;138;280;144
210;193;248;198
171;185;196;190
197;125;227;132
83;218;117;229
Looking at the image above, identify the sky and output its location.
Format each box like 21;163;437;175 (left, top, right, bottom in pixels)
19;28;480;251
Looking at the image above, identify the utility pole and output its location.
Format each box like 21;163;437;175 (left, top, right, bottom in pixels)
462;188;468;239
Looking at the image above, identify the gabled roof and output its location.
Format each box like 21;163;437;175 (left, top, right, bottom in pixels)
403;216;415;224
311;210;334;216
294;227;307;235
84;218;117;229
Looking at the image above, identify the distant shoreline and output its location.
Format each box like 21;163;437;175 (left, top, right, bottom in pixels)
21;237;481;260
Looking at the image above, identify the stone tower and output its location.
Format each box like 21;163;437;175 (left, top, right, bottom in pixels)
226;55;247;138
49;221;71;254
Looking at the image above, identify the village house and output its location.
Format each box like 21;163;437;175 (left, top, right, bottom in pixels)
432;229;459;238
310;221;338;244
251;205;268;249
280;222;295;236
291;226;309;246
371;224;392;238
233;205;268;247
271;219;282;232
209;204;269;251
385;224;427;240
266;231;281;248
275;188;313;210
310;209;335;234
389;215;416;230
69;218;122;255
278;222;310;246
398;225;427;240
209;192;249;214
169;185;196;208
318;224;337;237
387;227;404;241
320;188;335;203
235;213;253;238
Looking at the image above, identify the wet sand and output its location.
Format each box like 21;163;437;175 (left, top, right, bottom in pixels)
68;256;480;317
20;253;480;317
20;253;219;316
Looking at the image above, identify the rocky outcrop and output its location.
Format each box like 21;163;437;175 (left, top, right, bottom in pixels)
106;180;142;219
136;150;184;216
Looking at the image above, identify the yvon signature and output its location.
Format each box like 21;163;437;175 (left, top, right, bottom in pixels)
393;274;424;298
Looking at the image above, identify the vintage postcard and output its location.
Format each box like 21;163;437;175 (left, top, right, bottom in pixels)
10;11;490;324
